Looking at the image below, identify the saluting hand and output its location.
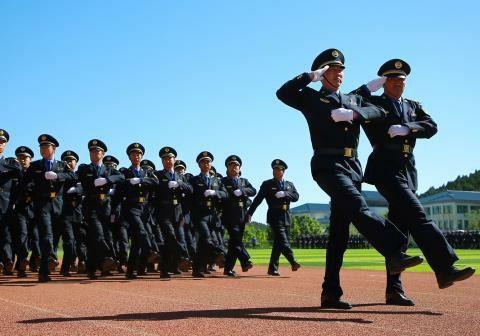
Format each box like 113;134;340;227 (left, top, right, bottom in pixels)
310;65;329;82
366;77;386;92
388;125;410;138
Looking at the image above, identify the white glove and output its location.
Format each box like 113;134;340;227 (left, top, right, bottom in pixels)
94;177;107;187
331;108;354;123
366;77;386;92
275;191;286;198
388;125;410;138
130;177;141;185
204;189;216;197
66;186;77;194
44;171;58;180
109;188;115;195
233;189;243;197
168;181;179;189
311;65;329;82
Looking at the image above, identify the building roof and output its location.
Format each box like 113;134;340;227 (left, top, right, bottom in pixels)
420;190;480;204
291;203;330;214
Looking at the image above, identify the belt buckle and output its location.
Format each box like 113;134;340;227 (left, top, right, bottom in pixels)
282;204;288;211
402;144;411;153
72;201;76;207
173;199;178;205
50;192;56;198
344;148;353;157
99;194;105;200
206;200;212;207
238;201;244;207
139;197;145;203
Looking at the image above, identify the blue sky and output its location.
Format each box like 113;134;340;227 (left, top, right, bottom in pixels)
2;1;479;222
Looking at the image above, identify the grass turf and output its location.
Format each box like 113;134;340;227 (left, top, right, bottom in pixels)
248;248;480;273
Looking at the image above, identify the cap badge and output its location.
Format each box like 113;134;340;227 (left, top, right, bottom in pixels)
332;50;339;57
395;61;403;69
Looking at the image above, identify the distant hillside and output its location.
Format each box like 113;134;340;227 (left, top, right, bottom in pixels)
420;170;480;198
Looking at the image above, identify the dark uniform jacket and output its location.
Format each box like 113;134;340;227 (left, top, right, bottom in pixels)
13;169;35;219
62;172;83;223
221;176;256;226
24;159;75;216
152;169;192;222
351;85;438;190
77;163;125;216
116;166;159;216
247;179;299;226
276;73;388;181
190;174;228;221
0;157;22;216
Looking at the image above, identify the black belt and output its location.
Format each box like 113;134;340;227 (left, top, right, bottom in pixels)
374;144;414;154
314;147;358;158
40;192;58;198
87;194;109;201
157;199;179;205
271;204;290;211
127;197;147;203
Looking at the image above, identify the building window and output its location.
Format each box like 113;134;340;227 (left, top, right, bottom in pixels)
464;220;469;229
426;207;431;215
444;205;452;214
457;205;469;214
471;206;480;212
433;206;442;214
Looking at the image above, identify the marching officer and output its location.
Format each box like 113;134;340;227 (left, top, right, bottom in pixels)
352;59;475;304
13;146;35;277
190;151;227;277
77;139;125;279
0;129;23;275
276;48;423;308
116;143;160;279
23;134;75;282
221;155;256;277
153;147;192;278
174;160;197;261
59;150;84;276
247;159;300;276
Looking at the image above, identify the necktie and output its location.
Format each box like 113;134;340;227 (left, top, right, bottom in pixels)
279;180;284;191
170;172;175;181
204;175;210;187
45;160;52;171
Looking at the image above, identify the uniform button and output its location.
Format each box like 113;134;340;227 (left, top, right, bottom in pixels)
344;127;348;131
404;154;408;158
404;139;408;143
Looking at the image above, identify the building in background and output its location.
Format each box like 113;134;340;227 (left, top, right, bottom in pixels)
420;190;480;231
292;190;480;231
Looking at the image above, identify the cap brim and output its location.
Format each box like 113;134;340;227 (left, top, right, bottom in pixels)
39;141;57;147
227;160;241;166
161;153;175;158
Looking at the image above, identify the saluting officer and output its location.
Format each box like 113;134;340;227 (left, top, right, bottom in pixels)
23;134;75;282
352;59;475;304
190;151;228;278
59;150;83;276
221;155;256;277
247;159;300;276
77;139;125;279
276;48;423;309
116;143;160;279
153;147;192;278
0;129;23;275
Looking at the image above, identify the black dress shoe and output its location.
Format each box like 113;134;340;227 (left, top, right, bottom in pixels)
38;274;52;283
267;270;280;276
77;261;87;274
17;270;27;278
147;251;161;264
160;272;171;279
241;261;253;272
125;272;137;279
215;254;226;268
203;269;211;274
386;292;415;306
5;260;14;273
87;273;98;280
320;299;352;310
102;257;116;272
291;261;301;271
387;253;424;275
224;270;236;277
48;258;59;272
178;258;191;272
137;269;147;276
436;266;476;289
60;270;72;277
0;262;4;273
192;272;205;278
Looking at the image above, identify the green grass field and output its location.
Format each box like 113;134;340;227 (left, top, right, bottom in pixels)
248;248;480;274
